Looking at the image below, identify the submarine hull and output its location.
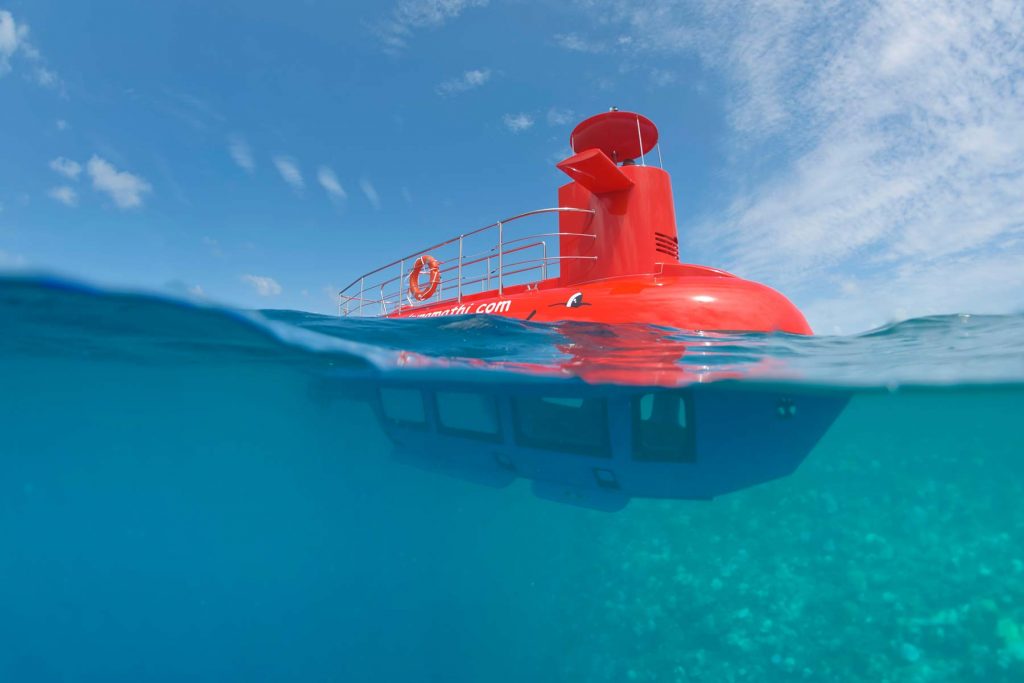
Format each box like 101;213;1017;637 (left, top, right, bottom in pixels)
317;376;849;512
394;269;812;335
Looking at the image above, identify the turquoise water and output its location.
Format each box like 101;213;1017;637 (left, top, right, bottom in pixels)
2;275;1023;681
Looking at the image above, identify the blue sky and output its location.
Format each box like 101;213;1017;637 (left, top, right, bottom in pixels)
1;0;1022;332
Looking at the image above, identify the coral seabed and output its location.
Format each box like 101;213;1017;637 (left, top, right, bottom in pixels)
551;393;1024;682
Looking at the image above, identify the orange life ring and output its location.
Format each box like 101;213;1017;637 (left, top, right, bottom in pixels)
409;254;441;301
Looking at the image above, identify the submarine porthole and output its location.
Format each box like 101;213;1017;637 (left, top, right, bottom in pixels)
379;387;427;428
632;392;696;463
511;395;611;457
435;391;502;441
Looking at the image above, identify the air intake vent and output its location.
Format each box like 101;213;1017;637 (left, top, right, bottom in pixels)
654;231;679;259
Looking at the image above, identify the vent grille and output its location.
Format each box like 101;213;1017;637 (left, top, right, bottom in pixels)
654;231;679;259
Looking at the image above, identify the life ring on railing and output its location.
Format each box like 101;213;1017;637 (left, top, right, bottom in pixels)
409;254;441;301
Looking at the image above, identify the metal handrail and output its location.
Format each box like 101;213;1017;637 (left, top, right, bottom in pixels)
339;255;599;313
338;206;596;317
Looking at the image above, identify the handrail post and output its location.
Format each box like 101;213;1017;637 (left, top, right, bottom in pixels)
337;208;600;316
636;115;646;167
542;241;548;280
380;284;386;315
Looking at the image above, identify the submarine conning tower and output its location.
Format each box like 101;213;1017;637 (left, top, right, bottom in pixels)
556;110;680;286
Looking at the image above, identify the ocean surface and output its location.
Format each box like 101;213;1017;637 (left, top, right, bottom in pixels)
2;274;1023;682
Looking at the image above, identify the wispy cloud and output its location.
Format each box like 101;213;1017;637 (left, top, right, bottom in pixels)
0;10;62;89
0;10;26;75
49;157;81;180
47;186;77;206
202;236;223;257
546;107;574;126
436;68;491;95
317;166;347;200
241;274;282;297
565;0;1024;332
159;90;224;130
272;155;303;190
502;113;535;133
649;68;676;87
55;119;68;131
359;179;381;209
376;0;489;54
553;32;605;53
87;156;152;209
229;135;255;173
34;66;57;87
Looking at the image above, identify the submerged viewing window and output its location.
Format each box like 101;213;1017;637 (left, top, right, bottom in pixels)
379;387;427;427
435;391;501;441
632;392;695;462
512;395;610;457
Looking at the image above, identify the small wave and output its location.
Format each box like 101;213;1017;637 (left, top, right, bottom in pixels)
3;274;1024;388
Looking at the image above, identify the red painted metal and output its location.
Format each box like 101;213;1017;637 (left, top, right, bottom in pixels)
388;111;812;335
570;111;659;162
557;164;679;285
556;149;633;194
400;273;811;334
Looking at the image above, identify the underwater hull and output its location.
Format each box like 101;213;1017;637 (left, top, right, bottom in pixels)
322;375;849;511
394;272;813;335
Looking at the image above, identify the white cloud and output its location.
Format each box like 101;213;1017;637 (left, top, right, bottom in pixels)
566;0;1024;331
359;178;381;209
436;68;491;95
317;166;347;200
553;32;605;53
546;107;574;126
376;0;489;54
229;135;255;173
49;157;81;180
33;65;57;87
241;274;282;297
502;113;534;133
47;186;77;206
801;251;1024;335
272;155;303;190
0;10;24;75
649;68;676;87
0;10;61;88
86;156;152;209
